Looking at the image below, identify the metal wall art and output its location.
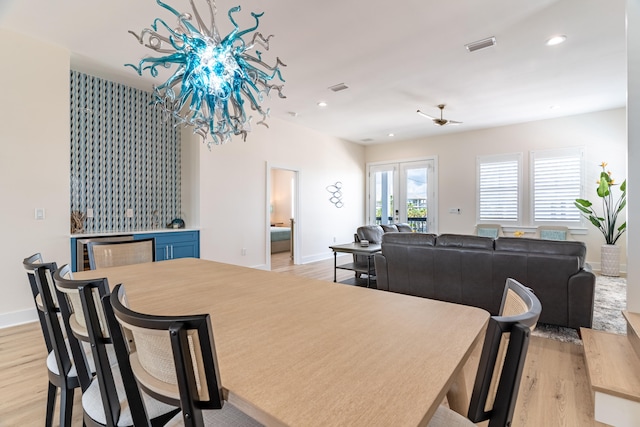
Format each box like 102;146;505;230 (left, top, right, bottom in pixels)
127;0;286;147
326;182;343;208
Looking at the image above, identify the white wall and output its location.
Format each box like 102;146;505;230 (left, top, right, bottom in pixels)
366;108;627;269
193;117;366;268
0;29;71;327
627;0;640;312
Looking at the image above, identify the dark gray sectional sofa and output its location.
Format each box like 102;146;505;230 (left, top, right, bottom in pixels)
374;232;596;330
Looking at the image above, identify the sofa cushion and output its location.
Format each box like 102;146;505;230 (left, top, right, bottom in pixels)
356;225;385;244
396;223;414;232
379;234;438;298
436;234;495;250
380;224;399;233
382;232;436;246
495;237;586;268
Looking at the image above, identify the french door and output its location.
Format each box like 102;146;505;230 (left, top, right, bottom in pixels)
367;159;437;233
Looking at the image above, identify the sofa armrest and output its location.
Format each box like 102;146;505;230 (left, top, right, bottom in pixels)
567;269;596;329
374;254;389;291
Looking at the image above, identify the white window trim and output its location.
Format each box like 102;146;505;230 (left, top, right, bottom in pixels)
530;147;585;225
476;152;523;225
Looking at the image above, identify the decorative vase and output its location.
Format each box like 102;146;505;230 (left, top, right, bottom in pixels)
601;244;620;277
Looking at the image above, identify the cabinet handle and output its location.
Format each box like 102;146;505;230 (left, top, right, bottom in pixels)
170;245;174;259
165;247;169;259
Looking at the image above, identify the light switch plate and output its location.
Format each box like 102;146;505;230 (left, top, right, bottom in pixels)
35;208;45;220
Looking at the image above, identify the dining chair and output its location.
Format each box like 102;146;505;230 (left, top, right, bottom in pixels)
23;253;56;351
475;224;504;238
87;238;155;270
22;257;93;427
53;265;179;427
428;278;542;427
109;283;264;427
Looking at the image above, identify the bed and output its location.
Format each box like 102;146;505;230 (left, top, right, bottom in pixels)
270;226;292;254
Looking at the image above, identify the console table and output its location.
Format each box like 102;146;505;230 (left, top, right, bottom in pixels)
329;242;381;287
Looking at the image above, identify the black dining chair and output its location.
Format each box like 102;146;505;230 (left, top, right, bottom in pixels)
53;265;179;427
22;255;93;427
87;238;155;270
428;278;542;427
108;283;264;427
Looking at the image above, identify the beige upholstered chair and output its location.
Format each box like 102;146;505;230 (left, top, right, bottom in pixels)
535;225;574;241
53;265;179;426
475;224;504;238
428;278;542;427
109;284;264;427
87;238;155;270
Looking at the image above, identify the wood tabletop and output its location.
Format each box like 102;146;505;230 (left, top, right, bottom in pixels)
75;258;489;426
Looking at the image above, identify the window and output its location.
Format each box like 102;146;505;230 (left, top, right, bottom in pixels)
477;153;522;223
531;148;583;223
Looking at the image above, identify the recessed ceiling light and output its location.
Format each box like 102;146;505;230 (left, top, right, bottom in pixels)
388;133;395;137
546;35;567;46
287;111;298;117
317;101;328;107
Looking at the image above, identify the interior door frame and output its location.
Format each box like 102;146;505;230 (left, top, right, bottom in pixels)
265;162;301;269
366;157;438;232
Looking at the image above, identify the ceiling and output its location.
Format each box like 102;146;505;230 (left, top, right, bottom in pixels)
0;0;627;145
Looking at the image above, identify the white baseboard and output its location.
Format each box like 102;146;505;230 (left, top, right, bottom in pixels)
589;262;627;275
0;308;38;329
300;252;351;265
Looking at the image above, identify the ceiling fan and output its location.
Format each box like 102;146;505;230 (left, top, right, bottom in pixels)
417;104;463;126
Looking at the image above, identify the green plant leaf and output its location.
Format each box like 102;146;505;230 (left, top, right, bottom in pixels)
588;216;602;228
575;199;592;208
618;222;627;232
620;179;627;192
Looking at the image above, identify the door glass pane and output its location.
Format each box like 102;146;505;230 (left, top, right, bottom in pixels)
405;167;428;232
374;170;394;225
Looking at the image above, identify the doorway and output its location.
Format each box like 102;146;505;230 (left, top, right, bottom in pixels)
366;159;438;232
266;165;300;270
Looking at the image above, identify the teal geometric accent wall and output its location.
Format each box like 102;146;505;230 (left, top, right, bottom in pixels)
70;70;181;233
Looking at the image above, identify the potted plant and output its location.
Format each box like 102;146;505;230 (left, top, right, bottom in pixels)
574;162;627;276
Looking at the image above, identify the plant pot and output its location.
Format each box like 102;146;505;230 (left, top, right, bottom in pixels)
601;244;620;277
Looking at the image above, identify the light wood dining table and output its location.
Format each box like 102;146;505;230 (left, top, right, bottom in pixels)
75;257;489;427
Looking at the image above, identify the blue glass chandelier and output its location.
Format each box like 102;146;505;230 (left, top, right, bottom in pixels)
127;0;286;147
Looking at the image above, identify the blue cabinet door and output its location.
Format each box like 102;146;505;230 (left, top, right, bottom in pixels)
135;231;200;261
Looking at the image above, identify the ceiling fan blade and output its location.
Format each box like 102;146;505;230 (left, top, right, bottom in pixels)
417;109;437;120
448;120;463;125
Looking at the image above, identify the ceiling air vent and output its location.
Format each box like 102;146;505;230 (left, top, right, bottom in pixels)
329;83;349;92
465;36;496;53
361;138;374;142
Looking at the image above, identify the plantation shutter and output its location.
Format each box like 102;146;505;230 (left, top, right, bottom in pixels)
532;148;583;223
477;154;521;222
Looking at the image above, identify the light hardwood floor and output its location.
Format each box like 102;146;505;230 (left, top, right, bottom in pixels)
0;253;608;426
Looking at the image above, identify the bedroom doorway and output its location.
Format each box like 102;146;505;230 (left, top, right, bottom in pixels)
266;165;300;270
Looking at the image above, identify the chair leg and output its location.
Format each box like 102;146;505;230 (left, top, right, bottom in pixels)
59;387;75;427
45;382;57;427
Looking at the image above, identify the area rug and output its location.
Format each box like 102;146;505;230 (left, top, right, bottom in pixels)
532;274;627;345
